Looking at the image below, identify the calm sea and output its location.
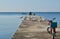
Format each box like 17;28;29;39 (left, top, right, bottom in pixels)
0;12;60;39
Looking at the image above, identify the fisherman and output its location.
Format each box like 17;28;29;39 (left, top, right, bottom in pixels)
29;12;32;15
29;12;32;21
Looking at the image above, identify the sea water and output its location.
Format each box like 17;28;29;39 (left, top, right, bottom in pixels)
0;12;60;39
0;12;26;39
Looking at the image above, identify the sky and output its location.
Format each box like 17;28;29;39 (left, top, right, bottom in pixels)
0;0;60;12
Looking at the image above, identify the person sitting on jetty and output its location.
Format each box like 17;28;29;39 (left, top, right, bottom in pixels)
33;13;35;16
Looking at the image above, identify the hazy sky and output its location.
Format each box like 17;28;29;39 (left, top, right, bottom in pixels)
0;0;60;12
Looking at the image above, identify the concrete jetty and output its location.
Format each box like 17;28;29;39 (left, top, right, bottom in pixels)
12;15;60;39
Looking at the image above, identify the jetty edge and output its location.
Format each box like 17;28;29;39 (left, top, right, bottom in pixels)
12;15;60;39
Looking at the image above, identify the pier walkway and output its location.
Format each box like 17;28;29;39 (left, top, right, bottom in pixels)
12;15;60;39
